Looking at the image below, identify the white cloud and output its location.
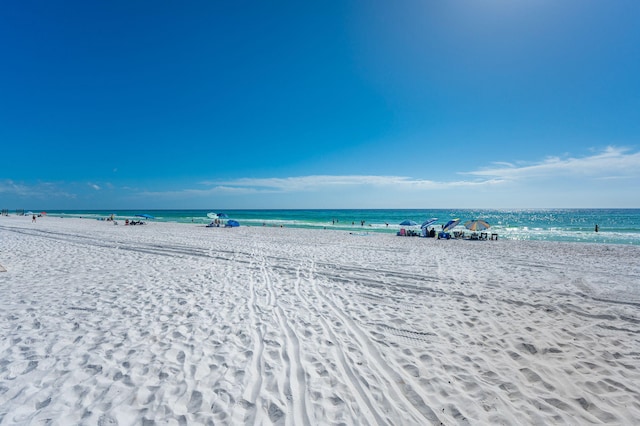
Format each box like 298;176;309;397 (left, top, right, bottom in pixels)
138;185;260;199
0;180;76;199
0;180;31;196
202;175;503;192
3;146;637;209
177;147;640;197
466;146;640;180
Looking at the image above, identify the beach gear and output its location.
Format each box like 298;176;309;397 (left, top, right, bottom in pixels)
207;212;218;219
443;218;460;232
399;220;418;226
226;220;240;227
421;218;438;229
464;219;490;232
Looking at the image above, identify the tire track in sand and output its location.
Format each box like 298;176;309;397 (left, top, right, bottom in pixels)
303;261;443;425
296;260;389;425
260;256;311;426
229;247;270;425
239;250;266;419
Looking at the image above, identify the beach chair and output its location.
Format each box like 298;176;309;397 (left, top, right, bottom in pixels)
480;232;488;240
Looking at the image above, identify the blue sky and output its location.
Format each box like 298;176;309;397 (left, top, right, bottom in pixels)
1;0;639;209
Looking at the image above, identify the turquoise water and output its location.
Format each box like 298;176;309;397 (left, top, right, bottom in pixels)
30;209;640;245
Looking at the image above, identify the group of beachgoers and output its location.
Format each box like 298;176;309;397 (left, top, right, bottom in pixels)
397;225;498;240
206;218;223;227
397;227;437;238
97;215;146;225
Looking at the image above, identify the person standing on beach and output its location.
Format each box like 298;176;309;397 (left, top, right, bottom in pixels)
32;215;36;223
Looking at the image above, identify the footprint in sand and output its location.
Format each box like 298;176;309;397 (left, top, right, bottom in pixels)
97;414;118;426
188;390;203;413
35;396;51;410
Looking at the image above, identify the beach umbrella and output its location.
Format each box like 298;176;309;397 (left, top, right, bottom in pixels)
443;218;460;232
217;213;229;219
206;212;218;219
399;220;418;226
135;214;155;219
464;219;491;232
421;217;438;229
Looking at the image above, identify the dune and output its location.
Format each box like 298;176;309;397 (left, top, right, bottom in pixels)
1;215;639;425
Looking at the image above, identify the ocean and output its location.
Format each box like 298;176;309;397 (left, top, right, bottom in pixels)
25;208;640;246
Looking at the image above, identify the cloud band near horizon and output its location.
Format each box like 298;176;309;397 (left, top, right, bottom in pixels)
2;146;639;204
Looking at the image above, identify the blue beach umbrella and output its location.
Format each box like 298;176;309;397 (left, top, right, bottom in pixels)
399;220;418;226
217;213;229;219
443;218;460;232
421;218;438;229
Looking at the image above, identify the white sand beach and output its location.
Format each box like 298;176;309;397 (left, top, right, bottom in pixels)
1;215;639;425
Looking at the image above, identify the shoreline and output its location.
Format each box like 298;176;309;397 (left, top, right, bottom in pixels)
4;211;640;246
1;216;639;424
5;207;640;246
